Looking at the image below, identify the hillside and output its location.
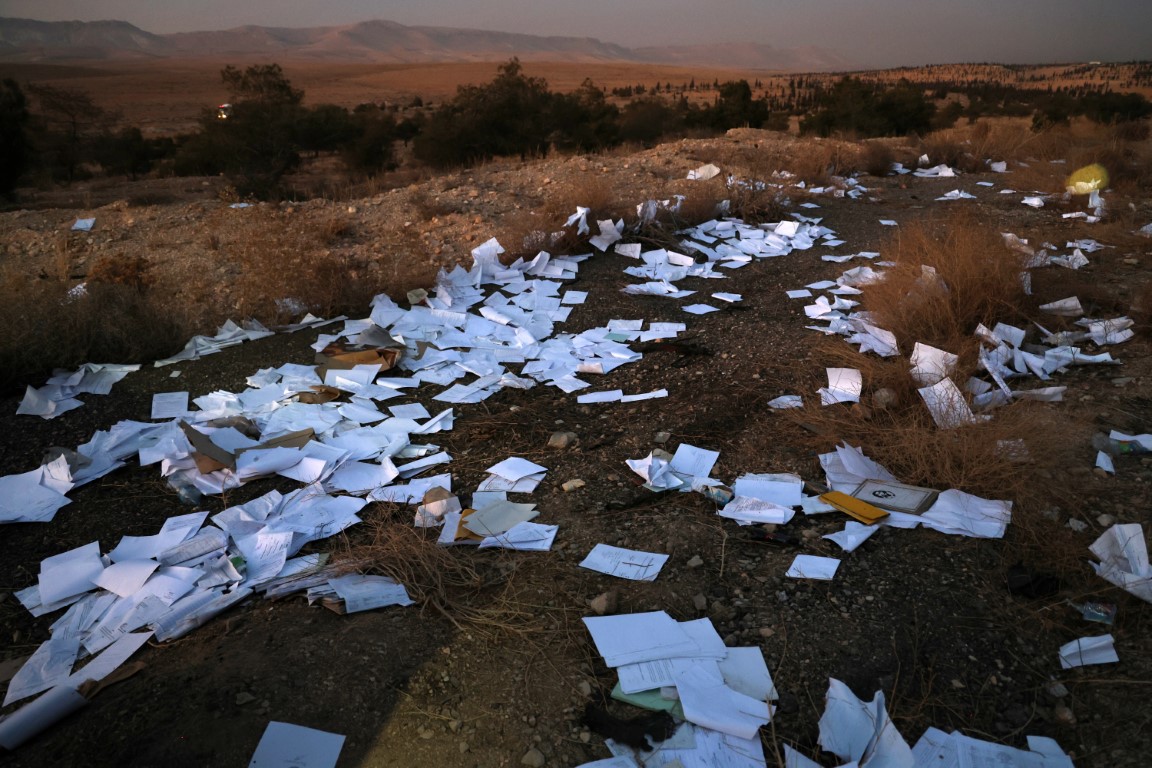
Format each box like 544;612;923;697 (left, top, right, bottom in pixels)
0;16;852;70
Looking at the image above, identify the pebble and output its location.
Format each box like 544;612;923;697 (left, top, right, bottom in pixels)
1067;519;1088;532
1053;704;1077;726
522;746;547;767
548;431;577;449
758;627;776;638
589;591;618;616
562;479;586;492
1096;514;1116;527
1046;681;1069;698
235;692;257;706
653;431;671;444
686;555;704;568
577;681;593;697
692;593;708;611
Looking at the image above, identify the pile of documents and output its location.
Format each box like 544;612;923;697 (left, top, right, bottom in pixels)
579;611;776;767
781;679;1074;768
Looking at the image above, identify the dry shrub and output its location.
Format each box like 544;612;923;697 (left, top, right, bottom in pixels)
88;253;156;291
787;140;858;185
862;212;1030;352
860;140;896;177
339;517;548;636
0;271;186;393
226;210;408;324
1111;120;1150;143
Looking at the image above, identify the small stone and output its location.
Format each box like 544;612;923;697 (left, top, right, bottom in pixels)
758;627;776;638
577;680;593;697
951;679;965;689
1053;704;1077;726
1046;681;1069;698
653;431;671;444
548;431;577;449
872;387;898;410
459;742;469;754
579;730;591;743
1067;519;1088;533
562;479;586;492
589;591;618;616
801;529;820;540
1092;467;1111;479
686;555;704;569
692;593;708;611
1111;377;1135;387
1096;513;1116;527
235;692;257;706
521;746;547;767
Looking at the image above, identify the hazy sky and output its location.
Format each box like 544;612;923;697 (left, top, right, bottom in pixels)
5;0;1151;68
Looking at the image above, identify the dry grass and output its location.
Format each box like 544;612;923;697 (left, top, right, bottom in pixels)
861;211;1031;353
338;514;551;637
860;140;897;177
218;210;416;324
0;269;187;394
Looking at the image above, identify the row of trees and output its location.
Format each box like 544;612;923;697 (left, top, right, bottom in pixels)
2;61;1149;199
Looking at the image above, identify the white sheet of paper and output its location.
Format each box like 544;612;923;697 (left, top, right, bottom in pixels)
583;611;699;667
580;544;669;581
150;392;190;420
327;574;414;613
670;444;719;480
918;377;976;429
3;636;79;706
486;457;548;482
92;559;159;598
732;473;803;507
818;678;913;766
823;522;879;553
819;368;862;405
675;665;772;740
248;721;346;768
478;521;558;551
1058;634;1118;669
718;496;795;525
38;542;105;605
786;555;840;580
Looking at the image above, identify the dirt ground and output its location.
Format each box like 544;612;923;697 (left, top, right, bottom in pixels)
2;129;1152;767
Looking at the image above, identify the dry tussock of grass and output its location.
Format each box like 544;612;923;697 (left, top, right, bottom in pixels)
860;141;897;177
338;515;553;636
862;212;1031;353
222;211;402;324
0;268;187;393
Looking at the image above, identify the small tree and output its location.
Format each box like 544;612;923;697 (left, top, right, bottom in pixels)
26;83;113;182
414;58;554;168
0;79;30;197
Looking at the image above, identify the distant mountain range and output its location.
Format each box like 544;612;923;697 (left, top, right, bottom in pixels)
0;17;853;72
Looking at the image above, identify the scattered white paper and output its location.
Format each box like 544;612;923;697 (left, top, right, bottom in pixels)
580;544;669;581
248;721;345;768
786;555;840;580
1058;634;1118;669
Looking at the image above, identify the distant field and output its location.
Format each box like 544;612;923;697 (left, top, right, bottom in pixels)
0;58;781;136
1;58;1147;137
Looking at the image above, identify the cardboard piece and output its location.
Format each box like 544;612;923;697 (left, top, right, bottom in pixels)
316;343;402;378
180;422;314;473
